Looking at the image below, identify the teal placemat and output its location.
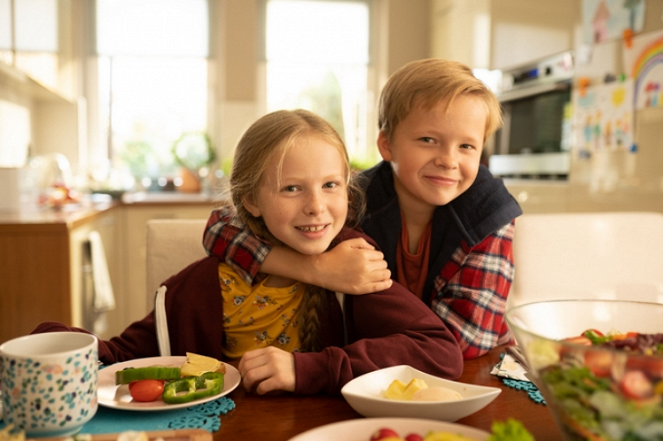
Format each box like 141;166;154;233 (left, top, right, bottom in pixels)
0;397;235;434
82;397;236;433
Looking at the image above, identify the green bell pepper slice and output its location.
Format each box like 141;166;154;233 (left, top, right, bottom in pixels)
162;371;224;404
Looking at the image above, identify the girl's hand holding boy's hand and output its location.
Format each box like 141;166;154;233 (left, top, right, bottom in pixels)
238;346;296;394
312;238;392;294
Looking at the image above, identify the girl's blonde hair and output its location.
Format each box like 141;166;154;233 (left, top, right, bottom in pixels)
229;108;364;352
378;58;503;141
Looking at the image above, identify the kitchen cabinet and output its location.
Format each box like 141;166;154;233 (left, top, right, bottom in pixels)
0;61;82;170
0;203;120;344
0;195;218;345
429;0;578;70
489;0;578;70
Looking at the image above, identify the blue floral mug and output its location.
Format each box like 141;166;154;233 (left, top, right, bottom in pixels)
0;332;98;438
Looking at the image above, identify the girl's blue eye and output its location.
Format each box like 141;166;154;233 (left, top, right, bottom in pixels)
323;182;338;189
421;137;434;143
284;185;298;192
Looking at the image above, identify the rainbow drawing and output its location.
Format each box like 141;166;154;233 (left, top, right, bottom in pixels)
631;35;663;108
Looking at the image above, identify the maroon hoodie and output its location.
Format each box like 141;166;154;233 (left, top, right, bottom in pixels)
34;229;463;395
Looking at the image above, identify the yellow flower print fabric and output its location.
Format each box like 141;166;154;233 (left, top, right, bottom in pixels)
219;263;304;359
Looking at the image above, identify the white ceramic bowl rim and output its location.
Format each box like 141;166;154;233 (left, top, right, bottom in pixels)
0;332;97;357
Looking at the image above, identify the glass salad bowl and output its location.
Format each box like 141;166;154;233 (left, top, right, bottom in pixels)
506;299;663;441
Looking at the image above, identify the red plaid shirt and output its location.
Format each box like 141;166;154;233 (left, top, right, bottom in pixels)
432;222;515;359
203;206;516;359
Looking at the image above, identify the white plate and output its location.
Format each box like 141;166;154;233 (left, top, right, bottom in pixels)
97;356;240;411
288;417;490;441
341;365;501;422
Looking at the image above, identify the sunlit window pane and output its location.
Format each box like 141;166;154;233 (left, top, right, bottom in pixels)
0;0;11;50
265;0;374;165
98;57;207;179
96;0;208;57
266;0;368;64
95;0;209;185
14;0;57;52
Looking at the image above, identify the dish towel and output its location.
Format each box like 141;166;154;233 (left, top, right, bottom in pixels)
88;230;116;312
491;353;546;405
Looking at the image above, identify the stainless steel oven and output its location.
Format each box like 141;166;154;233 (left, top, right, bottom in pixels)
489;52;574;179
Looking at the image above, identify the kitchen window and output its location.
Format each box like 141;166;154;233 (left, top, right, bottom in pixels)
264;0;377;167
0;0;59;90
94;0;209;188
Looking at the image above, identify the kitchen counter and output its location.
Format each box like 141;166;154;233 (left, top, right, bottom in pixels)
0;191;219;225
121;191;221;206
0;201;118;229
0;191;219;344
0;201;122;344
502;179;663;215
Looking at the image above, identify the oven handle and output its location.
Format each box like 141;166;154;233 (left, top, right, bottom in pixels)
498;80;571;103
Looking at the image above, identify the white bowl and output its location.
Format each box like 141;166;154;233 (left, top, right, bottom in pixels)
288;417;489;441
340;365;500;422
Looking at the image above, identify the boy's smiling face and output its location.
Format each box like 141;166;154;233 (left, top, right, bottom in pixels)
377;94;487;216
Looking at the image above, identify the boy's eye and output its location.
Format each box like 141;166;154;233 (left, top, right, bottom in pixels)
323;182;339;189
460;143;475;150
283;185;299;192
420;137;435;143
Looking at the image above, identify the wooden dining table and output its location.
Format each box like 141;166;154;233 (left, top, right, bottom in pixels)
217;345;563;441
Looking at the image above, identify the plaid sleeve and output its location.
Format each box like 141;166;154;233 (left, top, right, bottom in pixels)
430;221;515;359
203;206;271;286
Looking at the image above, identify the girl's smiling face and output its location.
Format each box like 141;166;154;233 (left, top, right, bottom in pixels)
244;135;349;256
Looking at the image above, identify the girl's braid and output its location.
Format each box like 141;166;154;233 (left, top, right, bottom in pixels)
297;285;325;352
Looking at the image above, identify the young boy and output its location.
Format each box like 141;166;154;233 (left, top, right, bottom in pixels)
204;59;522;359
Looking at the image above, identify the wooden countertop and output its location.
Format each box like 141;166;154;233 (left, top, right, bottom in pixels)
0;201;119;230
0;191;220;229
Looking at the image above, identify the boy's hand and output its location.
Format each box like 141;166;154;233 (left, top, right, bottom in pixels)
238;347;295;394
313;238;392;294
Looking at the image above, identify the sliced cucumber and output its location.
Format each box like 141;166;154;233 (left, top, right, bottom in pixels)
115;366;182;385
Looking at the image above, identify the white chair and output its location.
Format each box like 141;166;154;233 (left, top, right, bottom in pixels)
507;211;663;309
145;219;208;312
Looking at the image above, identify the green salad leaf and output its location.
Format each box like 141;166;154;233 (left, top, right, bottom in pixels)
487;418;535;441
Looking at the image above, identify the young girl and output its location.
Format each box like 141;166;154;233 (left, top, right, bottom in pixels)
33;109;462;395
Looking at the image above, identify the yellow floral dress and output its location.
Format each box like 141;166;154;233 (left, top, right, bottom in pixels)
219;263;304;359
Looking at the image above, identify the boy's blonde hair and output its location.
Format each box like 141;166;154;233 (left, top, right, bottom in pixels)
378;58;502;141
229;109;364;352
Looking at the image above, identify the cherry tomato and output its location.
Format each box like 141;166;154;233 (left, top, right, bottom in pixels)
129;379;165;402
620;370;653;400
626;356;663;378
611;331;639;340
405;434;424;441
586;329;604;337
370;428;401;440
563;336;592;346
584;349;613;377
